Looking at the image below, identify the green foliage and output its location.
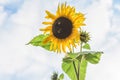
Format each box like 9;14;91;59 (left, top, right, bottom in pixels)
62;51;102;80
77;51;103;64
62;59;76;80
85;52;102;64
27;34;51;51
83;43;91;50
58;73;64;80
62;53;87;80
79;59;87;80
27;33;103;80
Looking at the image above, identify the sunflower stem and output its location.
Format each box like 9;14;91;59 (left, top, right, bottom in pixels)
72;43;79;80
73;61;78;80
77;42;83;80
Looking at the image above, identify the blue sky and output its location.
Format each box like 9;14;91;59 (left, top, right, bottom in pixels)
0;0;120;80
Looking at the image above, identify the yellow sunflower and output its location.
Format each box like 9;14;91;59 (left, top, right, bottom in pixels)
40;3;85;53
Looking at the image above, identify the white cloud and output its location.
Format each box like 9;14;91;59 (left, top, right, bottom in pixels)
0;0;8;4
85;0;120;80
0;6;7;27
84;0;112;49
114;4;120;11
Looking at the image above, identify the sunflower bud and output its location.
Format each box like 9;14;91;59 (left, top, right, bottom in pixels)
51;72;58;80
80;31;90;43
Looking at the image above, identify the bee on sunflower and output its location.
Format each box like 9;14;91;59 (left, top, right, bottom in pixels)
40;3;86;53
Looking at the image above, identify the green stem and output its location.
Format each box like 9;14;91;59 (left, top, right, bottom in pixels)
80;42;83;52
72;43;79;80
78;42;83;80
73;61;78;80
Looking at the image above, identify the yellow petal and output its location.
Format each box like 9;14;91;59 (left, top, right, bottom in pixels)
45;10;56;19
74;23;86;28
66;41;72;52
42;22;52;25
56;3;61;16
74;18;86;23
65;6;71;16
61;3;66;16
43;36;52;43
69;7;75;16
53;38;57;51
39;26;51;34
62;40;66;53
57;40;61;53
71;40;76;48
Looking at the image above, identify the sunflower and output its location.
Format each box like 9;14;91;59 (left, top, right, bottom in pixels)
40;3;85;53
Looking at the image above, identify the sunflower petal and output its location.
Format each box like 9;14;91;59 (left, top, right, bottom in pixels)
43;36;51;43
42;22;52;25
45;10;56;19
57;40;61;53
73;23;86;28
66;41;72;52
50;43;53;50
56;3;61;16
40;26;51;34
61;3;66;16
62;40;66;53
53;38;57;51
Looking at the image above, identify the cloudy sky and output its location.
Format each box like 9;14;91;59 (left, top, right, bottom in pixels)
0;0;120;80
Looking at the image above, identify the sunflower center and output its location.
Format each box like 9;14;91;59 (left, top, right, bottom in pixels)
52;17;73;39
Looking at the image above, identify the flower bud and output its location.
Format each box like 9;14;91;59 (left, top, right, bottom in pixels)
80;31;90;43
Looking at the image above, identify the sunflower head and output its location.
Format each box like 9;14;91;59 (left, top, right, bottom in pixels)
80;31;90;43
40;3;85;53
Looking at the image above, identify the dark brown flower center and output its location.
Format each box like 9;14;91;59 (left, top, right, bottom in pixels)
52;17;73;39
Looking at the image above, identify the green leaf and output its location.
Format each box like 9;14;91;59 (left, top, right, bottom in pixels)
62;55;88;80
76;51;102;64
80;58;87;80
85;52;102;64
27;34;51;51
58;73;64;80
62;60;76;80
63;57;73;63
62;52;102;80
83;43;91;50
68;53;79;59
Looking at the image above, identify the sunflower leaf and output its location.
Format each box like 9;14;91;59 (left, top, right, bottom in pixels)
80;58;88;80
85;52;102;64
27;34;51;51
62;55;88;80
82;43;91;50
62;51;102;80
76;51;103;64
68;53;79;59
62;59;76;80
